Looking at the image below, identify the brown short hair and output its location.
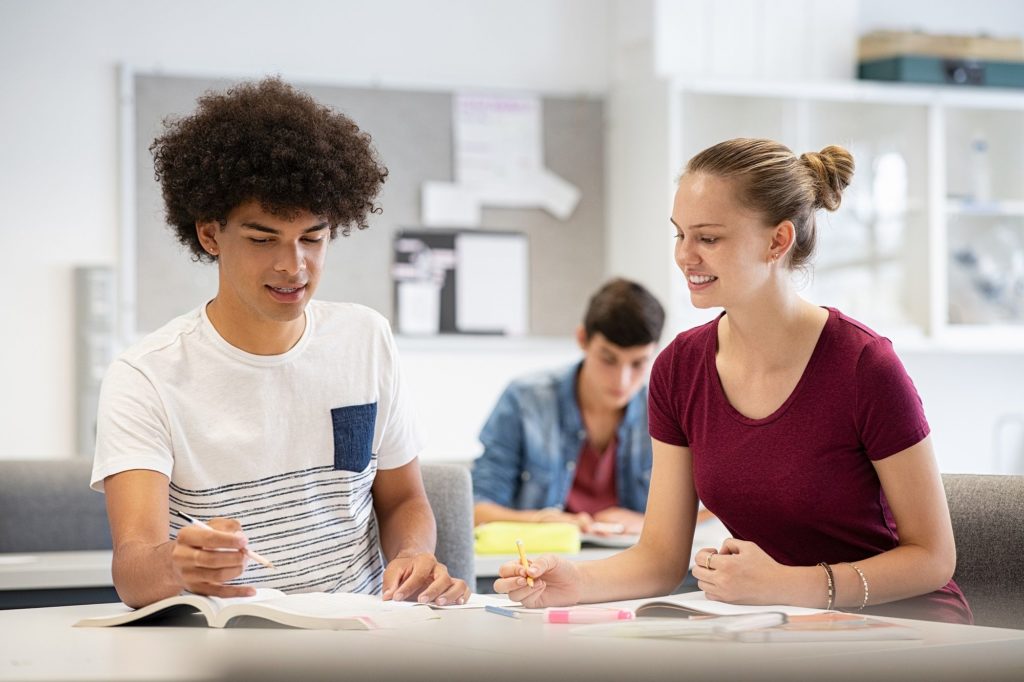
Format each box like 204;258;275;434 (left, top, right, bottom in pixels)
684;138;854;269
150;77;388;262
583;278;665;347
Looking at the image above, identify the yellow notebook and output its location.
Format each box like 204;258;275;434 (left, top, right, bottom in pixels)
474;521;581;554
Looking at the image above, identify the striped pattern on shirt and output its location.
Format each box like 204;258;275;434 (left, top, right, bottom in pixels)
169;462;383;595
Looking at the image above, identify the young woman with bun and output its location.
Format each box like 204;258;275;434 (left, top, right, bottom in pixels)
494;138;972;624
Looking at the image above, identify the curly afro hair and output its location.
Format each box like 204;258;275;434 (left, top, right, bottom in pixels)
150;77;388;262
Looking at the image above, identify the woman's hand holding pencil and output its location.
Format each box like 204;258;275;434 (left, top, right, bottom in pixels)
493;547;584;608
515;539;534;586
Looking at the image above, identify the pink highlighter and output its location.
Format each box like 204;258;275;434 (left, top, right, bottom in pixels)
544;607;635;624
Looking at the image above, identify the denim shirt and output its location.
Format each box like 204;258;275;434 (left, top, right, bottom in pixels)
472;362;653;512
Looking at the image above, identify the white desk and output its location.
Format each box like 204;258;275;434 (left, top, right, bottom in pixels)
0;551;112;590
1;601;1022;682
0;551;118;610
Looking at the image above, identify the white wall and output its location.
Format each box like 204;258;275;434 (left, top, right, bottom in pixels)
400;337;580;462
859;0;1024;37
653;0;859;81
0;0;610;458
900;349;1024;474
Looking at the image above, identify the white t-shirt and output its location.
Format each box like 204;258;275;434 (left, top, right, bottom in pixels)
92;300;422;595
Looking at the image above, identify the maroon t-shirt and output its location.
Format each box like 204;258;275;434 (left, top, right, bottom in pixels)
565;437;619;516
648;308;972;624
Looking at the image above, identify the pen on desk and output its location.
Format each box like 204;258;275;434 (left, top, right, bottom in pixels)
170;509;276;570
484;604;520;619
544;607;635;624
515;538;534;587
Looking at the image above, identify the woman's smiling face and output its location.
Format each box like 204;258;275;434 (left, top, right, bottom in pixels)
671;172;780;311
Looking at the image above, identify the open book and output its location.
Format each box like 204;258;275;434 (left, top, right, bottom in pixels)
570;592;921;642
73;589;439;630
632;592;825;618
732;611;922;642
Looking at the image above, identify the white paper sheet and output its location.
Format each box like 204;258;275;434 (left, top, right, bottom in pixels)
422;181;481;227
455;232;528;335
418;93;580;223
396;280;441;335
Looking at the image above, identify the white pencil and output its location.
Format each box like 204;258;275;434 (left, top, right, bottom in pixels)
170;509;276;570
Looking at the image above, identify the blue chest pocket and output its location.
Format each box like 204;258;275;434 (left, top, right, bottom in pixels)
331;403;377;472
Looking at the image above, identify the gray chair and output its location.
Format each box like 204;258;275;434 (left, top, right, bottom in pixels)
942;473;1024;629
0;458;111;553
420;463;476;587
0;458;475;597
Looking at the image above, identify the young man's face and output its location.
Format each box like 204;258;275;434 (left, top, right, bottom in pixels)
577;330;657;411
197;200;329;326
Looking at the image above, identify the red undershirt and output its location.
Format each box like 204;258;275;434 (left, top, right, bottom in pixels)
565;437;618;515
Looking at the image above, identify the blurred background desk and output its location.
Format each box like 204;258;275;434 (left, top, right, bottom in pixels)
0;551;116;609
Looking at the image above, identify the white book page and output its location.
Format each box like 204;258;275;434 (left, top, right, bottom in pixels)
218;592;436;629
601;591;825;617
430;593;522;610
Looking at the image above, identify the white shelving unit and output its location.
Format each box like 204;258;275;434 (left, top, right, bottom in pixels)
606;77;1024;350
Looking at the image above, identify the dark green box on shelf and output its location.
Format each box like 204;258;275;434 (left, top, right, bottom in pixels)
859;56;1024;88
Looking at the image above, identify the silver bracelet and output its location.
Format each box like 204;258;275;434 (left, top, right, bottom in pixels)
845;562;869;610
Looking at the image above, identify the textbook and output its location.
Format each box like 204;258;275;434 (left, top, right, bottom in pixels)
631;592;825;618
733;611;922;642
571;611;788;639
572;611;921;642
73;589;439;630
572;593;921;642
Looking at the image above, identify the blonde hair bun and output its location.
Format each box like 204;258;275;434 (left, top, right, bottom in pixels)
800;146;855;212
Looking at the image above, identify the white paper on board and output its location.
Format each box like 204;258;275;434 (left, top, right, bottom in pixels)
455;232;528;336
397;280;442;335
422;181;481;227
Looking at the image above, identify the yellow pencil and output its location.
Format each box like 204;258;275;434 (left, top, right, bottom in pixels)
515;538;534;587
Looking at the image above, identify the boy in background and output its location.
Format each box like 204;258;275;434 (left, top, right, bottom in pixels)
474;279;711;534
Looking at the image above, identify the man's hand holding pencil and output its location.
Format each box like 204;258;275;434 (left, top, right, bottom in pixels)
169;510;272;599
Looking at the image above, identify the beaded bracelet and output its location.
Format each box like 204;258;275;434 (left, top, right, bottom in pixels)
845;562;869;611
817;562;835;610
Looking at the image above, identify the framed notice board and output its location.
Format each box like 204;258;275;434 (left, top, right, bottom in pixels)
122;69;606;341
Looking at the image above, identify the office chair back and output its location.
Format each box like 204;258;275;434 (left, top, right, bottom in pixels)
0;458;111;553
942;473;1024;629
420;463;476;586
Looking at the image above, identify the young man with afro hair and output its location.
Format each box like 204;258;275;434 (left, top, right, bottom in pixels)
91;78;469;608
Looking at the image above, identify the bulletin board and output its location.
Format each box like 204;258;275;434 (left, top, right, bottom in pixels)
125;71;606;338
